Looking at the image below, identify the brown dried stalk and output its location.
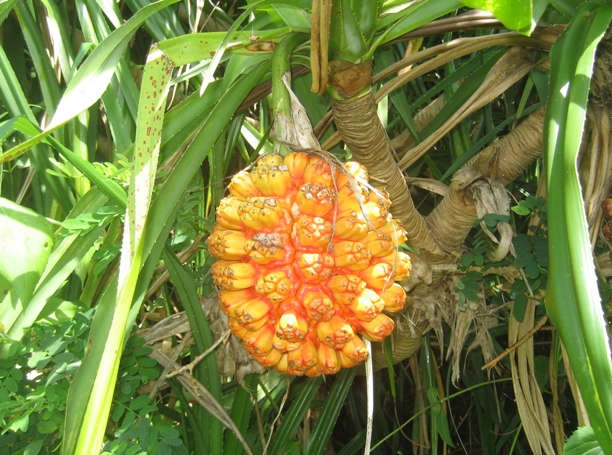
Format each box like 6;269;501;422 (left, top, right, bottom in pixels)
148;346;254;455
397;47;540;171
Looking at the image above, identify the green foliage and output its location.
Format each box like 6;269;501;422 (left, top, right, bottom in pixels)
0;197;54;328
0;310;92;454
103;336;185;455
515;234;548;278
511;194;544;216
0;311;185;455
328;0;371;62
455;270;484;308
459;0;533;34
564;426;606;455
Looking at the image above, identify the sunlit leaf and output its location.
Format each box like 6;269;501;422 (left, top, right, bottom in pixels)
459;0;533;34
564;426;605;455
0;198;54;334
6;192;108;343
48;0;181;129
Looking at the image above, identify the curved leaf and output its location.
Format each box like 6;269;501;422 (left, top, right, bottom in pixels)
157;27;291;67
372;0;462;57
351;0;382;43
544;2;612;452
0;0;17;26
69;45;174;455
6;190;109;342
0;198;54;334
564;426;606;455
48;0;181;129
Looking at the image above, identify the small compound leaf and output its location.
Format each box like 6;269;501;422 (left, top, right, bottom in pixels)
129;395;150;412
512;204;531;216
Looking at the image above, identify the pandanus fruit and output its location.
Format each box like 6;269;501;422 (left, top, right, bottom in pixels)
209;151;411;376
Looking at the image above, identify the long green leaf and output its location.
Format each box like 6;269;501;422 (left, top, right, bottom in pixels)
48;0;180;129
372;0;462;55
0;198;54;337
125;0;186;41
135;66;268;454
39;0;76;79
164;248;251;455
419;50;503;139
63;272;118;455
48;136;127;208
75;0;139;146
156;27;291;67
0;0;179;165
337;430;366;455
195;0;301;96
63;18;269;453
352;0;383;43
272;3;312;30
543;2;612;452
551;0;583;19
0;46;75;214
0;0;17;25
15;2;62;115
267;377;323;455
0;46;34;122
225;374;259;455
6;189;109;341
145;63;270;244
304;368;357;455
328;0;369;62
63;200;181;455
9;116;127;208
68;44;174;455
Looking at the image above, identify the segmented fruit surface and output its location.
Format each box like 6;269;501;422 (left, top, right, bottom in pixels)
209;151;411;376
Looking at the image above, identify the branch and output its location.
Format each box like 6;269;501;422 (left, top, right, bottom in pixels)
330;85;445;256
426;107;545;255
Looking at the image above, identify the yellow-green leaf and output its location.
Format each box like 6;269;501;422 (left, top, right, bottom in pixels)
459;0;533;34
0;198;54;334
